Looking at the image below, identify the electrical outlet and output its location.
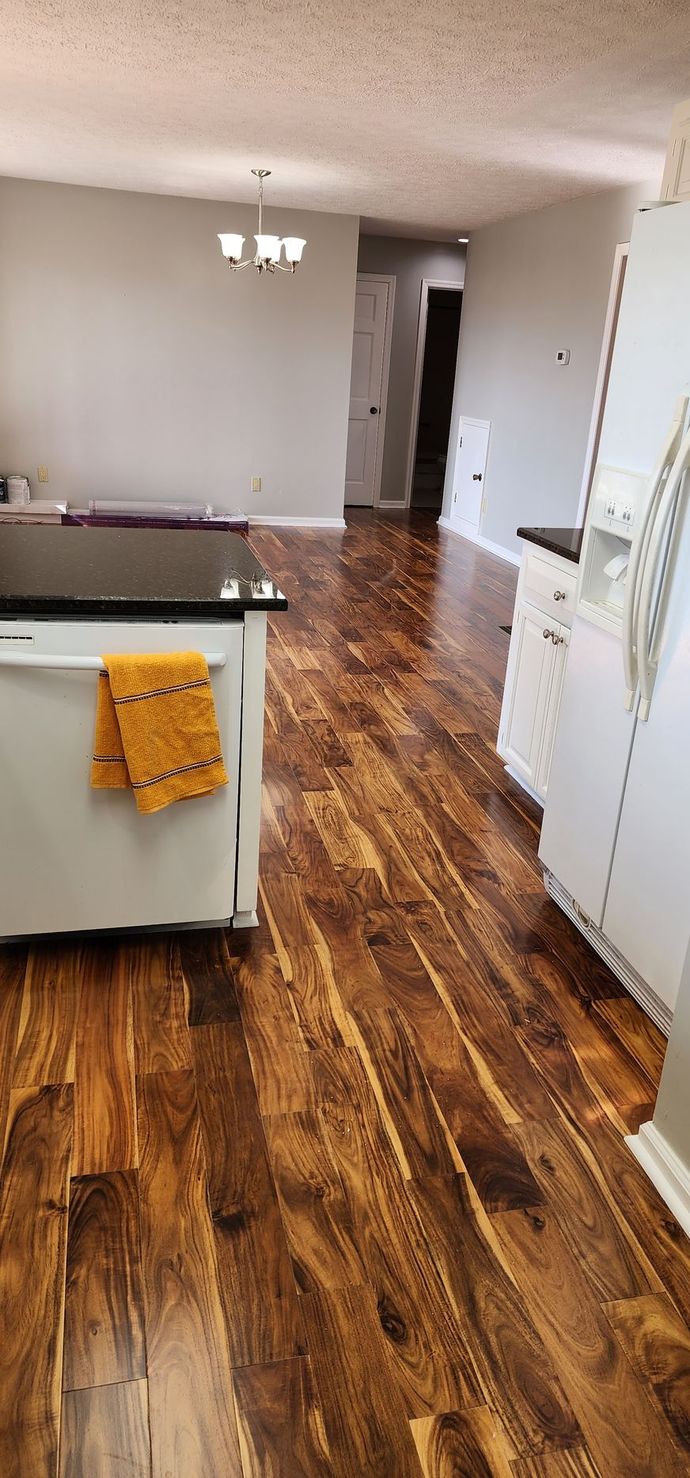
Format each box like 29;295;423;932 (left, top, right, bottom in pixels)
251;476;261;493
37;465;49;483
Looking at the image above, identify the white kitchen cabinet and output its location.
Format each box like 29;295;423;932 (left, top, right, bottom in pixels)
497;539;577;803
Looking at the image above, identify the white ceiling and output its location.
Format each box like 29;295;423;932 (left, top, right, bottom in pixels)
2;0;689;236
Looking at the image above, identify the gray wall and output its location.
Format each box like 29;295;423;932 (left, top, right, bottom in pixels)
0;177;359;520
356;235;466;505
442;182;657;557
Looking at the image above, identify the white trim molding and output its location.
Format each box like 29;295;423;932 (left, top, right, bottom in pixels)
249;515;347;528
576;241;629;526
403;278;465;511
626;1120;690;1241
437;515;520;567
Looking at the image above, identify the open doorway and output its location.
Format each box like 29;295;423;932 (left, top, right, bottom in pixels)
407;284;463;511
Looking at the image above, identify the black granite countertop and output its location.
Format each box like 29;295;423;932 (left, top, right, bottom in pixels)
516;526;583;564
0;526;288;619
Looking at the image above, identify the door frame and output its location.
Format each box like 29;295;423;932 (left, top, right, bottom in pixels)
353;272;396;509
402;278;464;511
575;242;629;527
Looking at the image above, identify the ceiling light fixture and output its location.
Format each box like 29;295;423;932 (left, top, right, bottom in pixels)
457;236;469;243
218;169;306;275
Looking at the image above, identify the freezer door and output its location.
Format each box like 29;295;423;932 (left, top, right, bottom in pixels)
538;614;636;924
0;621;243;936
603;493;690;1016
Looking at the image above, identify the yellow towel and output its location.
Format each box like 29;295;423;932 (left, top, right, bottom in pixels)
91;651;228;814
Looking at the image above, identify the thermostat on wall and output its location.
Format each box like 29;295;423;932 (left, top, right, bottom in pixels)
556;348;571;365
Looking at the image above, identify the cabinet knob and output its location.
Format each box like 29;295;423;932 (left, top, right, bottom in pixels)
553;589;566;601
551;632;564;645
543;628;552;639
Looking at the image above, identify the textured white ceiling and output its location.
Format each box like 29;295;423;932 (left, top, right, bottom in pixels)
2;0;689;234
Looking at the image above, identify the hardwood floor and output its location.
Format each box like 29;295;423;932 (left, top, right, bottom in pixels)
1;509;689;1475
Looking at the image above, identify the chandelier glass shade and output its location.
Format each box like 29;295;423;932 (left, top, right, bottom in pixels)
218;170;306;274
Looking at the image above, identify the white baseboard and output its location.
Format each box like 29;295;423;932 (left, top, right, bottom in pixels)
437;515;521;568
249;515;347;529
626;1120;690;1240
377;499;408;510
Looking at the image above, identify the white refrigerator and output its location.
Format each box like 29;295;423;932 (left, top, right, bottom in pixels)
539;199;690;1034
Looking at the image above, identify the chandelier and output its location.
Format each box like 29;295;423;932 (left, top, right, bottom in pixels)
218;169;307;275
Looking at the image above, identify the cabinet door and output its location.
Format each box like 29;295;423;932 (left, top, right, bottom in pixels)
536;622;570;799
501;602;556;790
661;98;690;202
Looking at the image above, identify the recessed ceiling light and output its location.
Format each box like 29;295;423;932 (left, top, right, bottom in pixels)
457;236;469;243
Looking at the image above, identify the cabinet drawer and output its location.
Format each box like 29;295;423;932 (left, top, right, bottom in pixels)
524;551;577;625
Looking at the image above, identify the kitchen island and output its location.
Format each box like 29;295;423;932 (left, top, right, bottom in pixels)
497;525;582;803
0;525;287;938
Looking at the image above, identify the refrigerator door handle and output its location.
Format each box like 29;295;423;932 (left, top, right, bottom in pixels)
622;395;688;710
636;426;690;721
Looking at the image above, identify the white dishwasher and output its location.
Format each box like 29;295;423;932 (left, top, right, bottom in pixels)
0;523;287;939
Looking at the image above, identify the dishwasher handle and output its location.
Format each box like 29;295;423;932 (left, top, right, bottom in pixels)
0;650;227;671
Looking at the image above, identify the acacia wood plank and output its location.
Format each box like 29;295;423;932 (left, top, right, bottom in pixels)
191;1022;305;1365
63;1169;145;1391
179;928;240;1025
123;934;191;1075
136;1067;242;1474
233;1356;332;1476
0;945;25;1152
493;1205;686;1476
311;1047;483;1419
510;1450;601;1476
350;1006;460;1180
512;1114;659;1303
408;1172;580;1459
0;1083;73;1478
604;1291;690;1455
411;1407;514;1476
301;1284;424;1475
263;1107;364;1293
72;944;136;1176
231;947;314;1115
13;941;80;1087
59;1380;150;1477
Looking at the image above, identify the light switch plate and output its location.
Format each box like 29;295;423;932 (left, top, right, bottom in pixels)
251;476;261;493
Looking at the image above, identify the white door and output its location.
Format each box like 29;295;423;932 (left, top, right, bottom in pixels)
449;418;490;535
536;623;570;799
501;601;557;793
661;99;690;202
346;278;390;506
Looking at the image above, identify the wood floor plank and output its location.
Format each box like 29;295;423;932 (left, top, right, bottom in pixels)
179;928;241;1025
124;934;191;1075
59;1380;151;1477
312;1048;483;1419
13;941;80;1087
510;1450;602;1476
63;1169;146;1391
350;1006;460;1180
263;1107;364;1293
408;1172;581;1459
603;1291;690;1455
0;945;26;1153
72;944;136;1176
191;1022;305;1365
411;1407;514;1476
136;1067;242;1474
233;1356;331;1476
231;947;314;1115
0;1083;73;1478
512;1114;659;1303
301;1284;424;1476
493;1205;686;1476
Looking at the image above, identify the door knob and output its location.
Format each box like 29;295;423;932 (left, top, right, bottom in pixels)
370;406;379;415
472;472;483;481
